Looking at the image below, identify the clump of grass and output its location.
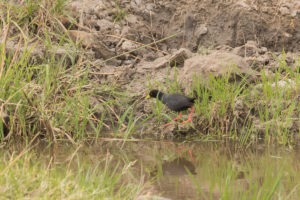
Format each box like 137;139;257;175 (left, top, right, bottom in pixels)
112;1;127;22
146;54;299;144
0;0;94;141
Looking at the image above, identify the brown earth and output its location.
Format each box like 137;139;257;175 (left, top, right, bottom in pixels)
66;0;300;88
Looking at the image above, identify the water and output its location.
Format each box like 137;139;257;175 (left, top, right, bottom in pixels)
5;139;300;199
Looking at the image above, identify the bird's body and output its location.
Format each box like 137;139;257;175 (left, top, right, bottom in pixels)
146;89;196;126
160;93;195;112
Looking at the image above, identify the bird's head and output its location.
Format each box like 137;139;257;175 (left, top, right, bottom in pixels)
146;89;160;99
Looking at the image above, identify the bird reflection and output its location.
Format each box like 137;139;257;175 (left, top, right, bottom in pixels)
152;157;196;177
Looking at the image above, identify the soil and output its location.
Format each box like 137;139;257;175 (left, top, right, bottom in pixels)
66;0;300;87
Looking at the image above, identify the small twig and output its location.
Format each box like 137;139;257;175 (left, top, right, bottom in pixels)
67;144;82;169
46;156;53;171
63;131;77;145
149;11;160;50
53;16;68;34
106;34;168;55
89;72;115;76
7;35;22;71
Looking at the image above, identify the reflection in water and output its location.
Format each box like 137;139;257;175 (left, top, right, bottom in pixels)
159;157;196;176
151;157;197;200
5;140;300;200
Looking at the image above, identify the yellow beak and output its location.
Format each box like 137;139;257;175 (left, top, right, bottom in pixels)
145;95;150;99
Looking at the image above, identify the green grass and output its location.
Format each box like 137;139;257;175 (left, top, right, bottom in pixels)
112;1;127;22
0;146;143;199
146;55;299;144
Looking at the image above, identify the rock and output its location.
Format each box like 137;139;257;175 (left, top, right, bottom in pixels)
245;52;271;70
179;51;256;90
271;79;296;89
135;0;142;5
138;48;193;71
195;24;208;36
145;4;155;11
121;40;138;51
260;47;268;54
97;19;113;31
125;14;139;24
291;10;297;17
68;30;95;47
232;40;261;57
279;6;290;16
95;3;109;19
251;79;296;98
121;26;130;36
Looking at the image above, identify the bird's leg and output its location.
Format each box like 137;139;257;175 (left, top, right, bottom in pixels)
188;149;195;163
175;146;195;163
163;112;182;127
180;107;194;124
176;112;183;121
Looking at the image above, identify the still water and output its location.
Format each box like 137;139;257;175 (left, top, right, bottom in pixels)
6;139;300;199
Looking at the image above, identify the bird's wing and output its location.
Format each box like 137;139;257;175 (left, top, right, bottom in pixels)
163;94;194;111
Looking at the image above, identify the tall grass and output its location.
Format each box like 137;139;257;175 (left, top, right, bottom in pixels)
0;0;148;141
0;147;143;199
147;55;299;144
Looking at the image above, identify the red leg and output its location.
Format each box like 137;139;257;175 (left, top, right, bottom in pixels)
175;146;195;163
188;149;195;163
180;107;194;124
163;112;182;127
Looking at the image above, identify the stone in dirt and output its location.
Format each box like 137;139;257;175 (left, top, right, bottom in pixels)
121;40;139;51
178;51;256;91
137;48;193;71
232;41;267;57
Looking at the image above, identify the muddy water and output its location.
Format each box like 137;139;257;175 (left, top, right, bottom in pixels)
15;140;300;199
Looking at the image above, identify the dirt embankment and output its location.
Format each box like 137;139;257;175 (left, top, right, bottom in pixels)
59;0;300;135
2;0;300;138
66;0;300;85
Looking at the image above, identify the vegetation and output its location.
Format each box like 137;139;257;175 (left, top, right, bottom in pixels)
0;144;143;199
0;0;299;199
0;0;299;144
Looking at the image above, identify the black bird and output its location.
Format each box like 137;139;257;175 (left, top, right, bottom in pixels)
146;89;195;126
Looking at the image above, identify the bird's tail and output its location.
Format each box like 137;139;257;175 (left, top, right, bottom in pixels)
191;88;212;102
191;97;196;103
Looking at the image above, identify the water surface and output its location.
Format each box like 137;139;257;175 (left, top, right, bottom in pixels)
5;139;300;199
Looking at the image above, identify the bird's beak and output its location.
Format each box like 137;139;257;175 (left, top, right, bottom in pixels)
145;95;150;99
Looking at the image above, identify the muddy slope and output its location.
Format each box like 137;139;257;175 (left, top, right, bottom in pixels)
69;0;300;55
60;0;300;137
